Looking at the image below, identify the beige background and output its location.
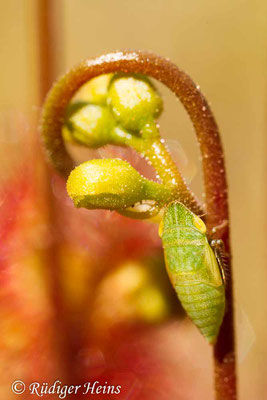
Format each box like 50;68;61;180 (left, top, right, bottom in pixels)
1;1;267;399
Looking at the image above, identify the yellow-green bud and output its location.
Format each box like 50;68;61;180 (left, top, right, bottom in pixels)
67;159;147;209
74;73;113;105
68;104;116;148
107;74;163;132
67;158;170;211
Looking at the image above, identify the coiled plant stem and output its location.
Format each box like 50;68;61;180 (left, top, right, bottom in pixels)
41;50;237;400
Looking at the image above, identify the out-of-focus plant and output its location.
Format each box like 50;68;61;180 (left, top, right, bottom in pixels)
0;116;183;400
41;51;237;400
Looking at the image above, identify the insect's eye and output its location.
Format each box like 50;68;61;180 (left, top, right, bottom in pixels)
193;215;207;233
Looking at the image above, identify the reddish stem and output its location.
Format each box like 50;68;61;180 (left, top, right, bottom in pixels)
41;50;237;400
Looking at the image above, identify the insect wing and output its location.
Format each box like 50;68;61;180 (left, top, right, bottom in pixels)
165;139;197;183
210;239;228;286
204;243;224;287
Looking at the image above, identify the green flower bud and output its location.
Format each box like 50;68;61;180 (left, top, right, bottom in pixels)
62;101;89;144
67;104;116;148
67;158;170;211
107;74;163;133
67;159;147;210
74;73;113;105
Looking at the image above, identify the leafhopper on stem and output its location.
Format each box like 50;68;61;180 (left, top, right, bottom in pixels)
159;201;226;344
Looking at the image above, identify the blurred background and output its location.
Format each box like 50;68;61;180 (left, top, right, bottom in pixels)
0;1;266;399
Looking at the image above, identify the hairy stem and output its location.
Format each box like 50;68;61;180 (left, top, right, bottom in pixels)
111;129;203;215
41;50;237;400
141;138;203;215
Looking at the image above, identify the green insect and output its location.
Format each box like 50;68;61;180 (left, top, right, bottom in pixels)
159;201;226;344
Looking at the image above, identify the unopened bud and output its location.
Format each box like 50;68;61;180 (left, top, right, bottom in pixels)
67;159;147;209
67;158;170;211
107;74;163;132
66;104;116;148
75;73;113;105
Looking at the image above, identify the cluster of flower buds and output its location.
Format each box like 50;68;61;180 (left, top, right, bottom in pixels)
64;74;172;217
63;73;163;147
